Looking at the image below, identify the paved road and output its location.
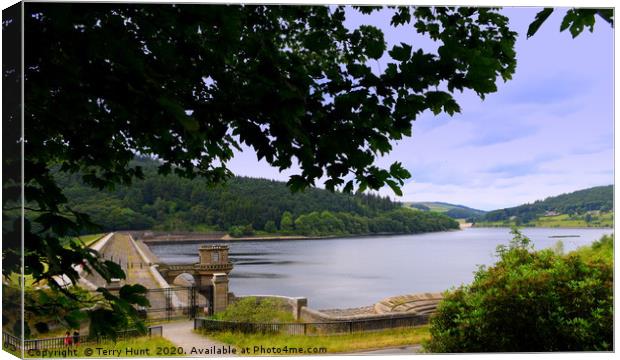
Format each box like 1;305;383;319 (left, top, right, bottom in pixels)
356;345;423;355
84;233;159;287
83;233;182;317
162;320;236;357
161;319;422;357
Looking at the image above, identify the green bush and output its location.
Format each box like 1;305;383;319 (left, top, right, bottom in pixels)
573;234;613;263
426;229;613;352
264;220;277;233
214;297;295;323
229;224;255;238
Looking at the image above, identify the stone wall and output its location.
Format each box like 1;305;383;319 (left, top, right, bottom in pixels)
300;306;429;323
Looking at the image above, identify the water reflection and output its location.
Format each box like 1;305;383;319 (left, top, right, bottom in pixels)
230;272;287;279
233;260;300;266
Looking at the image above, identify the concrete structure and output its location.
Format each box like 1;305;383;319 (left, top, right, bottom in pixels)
157;245;233;313
230;292;443;325
374;292;443;316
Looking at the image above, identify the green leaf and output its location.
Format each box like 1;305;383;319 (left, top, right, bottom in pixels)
287;175;309;193
157;97;199;132
596;10;614;25
359;25;386;60
389;162;411;180
103;260;126;280
388;43;412;62
527;8;554;38
119;284;150;307
386;179;403;196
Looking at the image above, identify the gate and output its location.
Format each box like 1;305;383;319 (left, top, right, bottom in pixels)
97;286;213;320
188;285;213;319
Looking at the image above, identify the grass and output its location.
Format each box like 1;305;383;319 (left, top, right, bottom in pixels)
534;212;613;228
197;326;430;355
213;297;296;323
6;272;41;288
425;204;449;212
59;233;106;248
2;336;180;358
4;233;106;288
475;212;613;228
79;233;106;247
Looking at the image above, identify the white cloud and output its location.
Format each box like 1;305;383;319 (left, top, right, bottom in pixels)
224;8;613;211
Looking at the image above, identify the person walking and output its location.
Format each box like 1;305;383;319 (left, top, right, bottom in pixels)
72;330;80;346
63;331;72;347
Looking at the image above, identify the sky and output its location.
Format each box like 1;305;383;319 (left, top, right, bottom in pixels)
226;7;614;211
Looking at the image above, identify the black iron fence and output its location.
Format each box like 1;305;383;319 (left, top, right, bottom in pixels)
102;285;212;321
2;326;163;352
194;315;428;336
143;286;212;320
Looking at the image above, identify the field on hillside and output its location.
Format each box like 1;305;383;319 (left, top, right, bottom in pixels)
475;212;613;228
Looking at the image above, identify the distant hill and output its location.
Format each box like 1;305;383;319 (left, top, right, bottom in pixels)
406;202;487;220
481;185;613;226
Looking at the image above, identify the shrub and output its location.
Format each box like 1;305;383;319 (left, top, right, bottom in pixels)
215;297;295;323
264;220;277;233
228;226;244;238
426;229;613;352
229;224;255;237
573;234;613;263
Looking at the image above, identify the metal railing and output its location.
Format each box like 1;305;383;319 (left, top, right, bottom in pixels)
2;326;162;351
194;315;428;336
101;285;211;321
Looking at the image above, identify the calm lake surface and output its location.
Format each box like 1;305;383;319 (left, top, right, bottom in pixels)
149;227;612;309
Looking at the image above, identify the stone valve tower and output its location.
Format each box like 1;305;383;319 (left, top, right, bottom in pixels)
197;245;233;313
158;244;233;313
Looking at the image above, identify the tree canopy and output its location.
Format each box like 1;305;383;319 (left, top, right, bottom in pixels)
56;157;399;232
23;4;520;197
2;4;613;336
54;157;458;236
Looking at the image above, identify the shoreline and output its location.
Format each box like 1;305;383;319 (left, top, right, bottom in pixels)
472;225;613;230
137;226;614;245
140;228;462;245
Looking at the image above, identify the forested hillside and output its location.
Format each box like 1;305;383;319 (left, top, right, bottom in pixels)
55;157;458;236
481;185;613;226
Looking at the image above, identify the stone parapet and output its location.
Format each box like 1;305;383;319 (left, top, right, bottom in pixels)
299;306;428;322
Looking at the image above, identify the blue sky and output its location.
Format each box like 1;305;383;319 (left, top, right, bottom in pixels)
227;7;614;211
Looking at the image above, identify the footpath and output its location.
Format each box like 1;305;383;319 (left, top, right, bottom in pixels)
161;320;235;357
82;233;160;289
87;233;229;355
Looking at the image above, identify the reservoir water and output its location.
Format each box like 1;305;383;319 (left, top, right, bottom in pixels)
149;227;612;309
